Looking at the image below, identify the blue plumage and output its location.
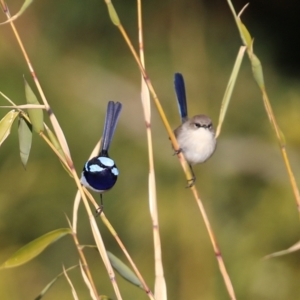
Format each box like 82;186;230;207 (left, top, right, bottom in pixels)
80;101;122;200
82;156;118;192
174;73;188;123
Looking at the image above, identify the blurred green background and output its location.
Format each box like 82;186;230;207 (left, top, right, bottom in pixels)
1;0;300;299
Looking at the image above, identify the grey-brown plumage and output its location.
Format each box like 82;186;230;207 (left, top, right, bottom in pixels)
174;73;217;187
174;114;216;165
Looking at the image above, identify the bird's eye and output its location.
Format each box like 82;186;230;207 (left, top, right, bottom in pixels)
194;123;201;128
208;124;212;129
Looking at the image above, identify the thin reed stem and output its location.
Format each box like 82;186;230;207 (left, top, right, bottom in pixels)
191;187;236;300
101;213;155;299
103;1;237;298
138;0;166;299
0;2;123;298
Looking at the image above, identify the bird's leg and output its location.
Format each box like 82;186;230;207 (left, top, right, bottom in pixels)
173;147;182;156
173;148;196;187
95;194;104;216
186;165;196;188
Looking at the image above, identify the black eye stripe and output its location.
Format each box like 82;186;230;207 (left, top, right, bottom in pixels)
194;123;212;129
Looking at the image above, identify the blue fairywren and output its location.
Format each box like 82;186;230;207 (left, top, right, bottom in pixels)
173;73;216;185
80;101;122;213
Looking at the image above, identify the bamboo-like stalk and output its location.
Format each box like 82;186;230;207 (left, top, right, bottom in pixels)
103;1;236;299
76;141;155;298
226;0;300;214
0;92;103;298
137;0;165;299
78;185;155;299
0;2;124;299
100;213;155;299
190;187;236;299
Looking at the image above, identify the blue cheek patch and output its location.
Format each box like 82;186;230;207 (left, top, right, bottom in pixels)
81;155;119;192
112;167;119;176
98;157;114;167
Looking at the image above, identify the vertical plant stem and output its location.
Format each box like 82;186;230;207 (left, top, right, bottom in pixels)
138;0;166;299
75;181;123;300
117;24;194;181
72;231;100;299
102;1;237;298
226;0;300;216
261;90;300;211
0;3;123;298
101;213;155;299
191;187;236;300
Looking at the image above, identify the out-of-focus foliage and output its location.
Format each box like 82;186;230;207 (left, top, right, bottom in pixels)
0;1;300;299
1;228;71;268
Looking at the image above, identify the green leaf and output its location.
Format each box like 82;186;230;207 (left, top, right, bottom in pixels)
216;46;246;138
237;20;252;48
0;110;19;146
99;296;113;300
107;251;142;288
250;53;265;89
0;228;72;269
24;78;44;133
107;2;120;26
18;115;32;167
226;1;252;47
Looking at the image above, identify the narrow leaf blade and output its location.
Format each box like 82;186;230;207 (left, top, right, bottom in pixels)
24;78;44;133
107;251;142;288
35;265;78;300
34;276;59;300
0;110;19;146
107;3;120;26
1;228;72;269
250;53;265;89
18;116;32;167
216;46;246;137
238;20;252;47
264;241;300;259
